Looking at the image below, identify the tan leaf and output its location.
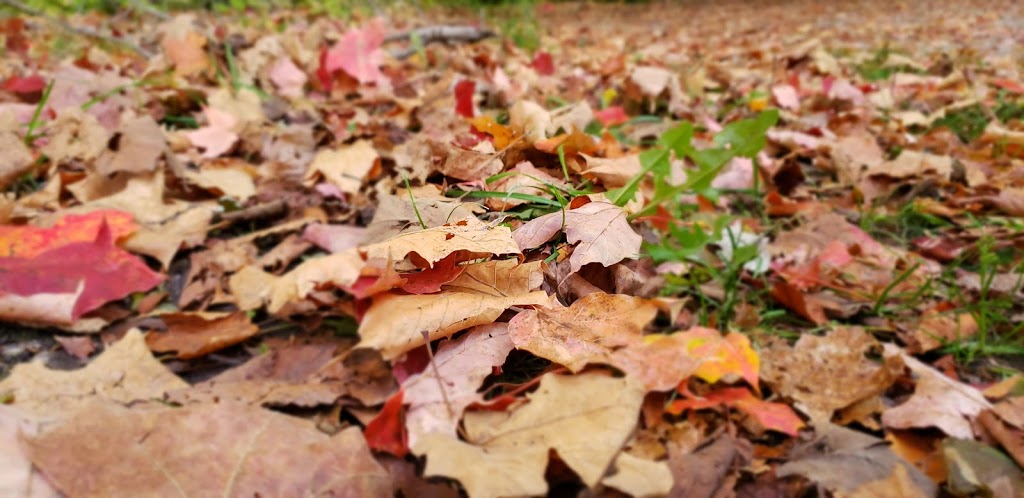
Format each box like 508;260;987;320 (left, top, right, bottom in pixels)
0;406;59;498
413;373;645;497
229;265;278;310
435;141;503;182
168;344;395;407
185;106;238;158
179;159;257;201
761;327;903;419
610;333;702;391
881;344;992;439
911;312;978;353
358;289;547;360
268;249;365;313
23;401;390;498
0;329;188;420
443;259;544;296
145;311;259;359
305;139;380;194
601;452;673;498
362;188;485;244
361;216;521;269
95;115;166;176
508;292;658;373
403;323;514;446
40;110;108;164
0;129;35;190
581;153;642;188
161;27;209;78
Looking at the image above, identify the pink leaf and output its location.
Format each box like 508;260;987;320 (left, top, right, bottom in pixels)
3;74;45;94
268;57;307;98
185;107;237;158
323;19;387;85
771;84;800;110
594;106;629;127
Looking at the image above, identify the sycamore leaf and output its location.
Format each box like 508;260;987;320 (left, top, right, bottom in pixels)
23;401;390;497
185;107;238;158
323;18;387;85
0;329;188;420
145;311;259;359
514;201;641;273
403;323;513;446
0;221;164;326
508;292;658;373
413;373;645;498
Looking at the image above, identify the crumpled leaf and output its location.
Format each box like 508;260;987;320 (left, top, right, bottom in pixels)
23;401;390;498
0;329;188;420
413;373;645;498
514;201;641;273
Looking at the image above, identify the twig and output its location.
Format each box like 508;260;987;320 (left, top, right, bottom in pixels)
0;0;153;57
386;24;495;60
421;330;456;421
216;200;288;224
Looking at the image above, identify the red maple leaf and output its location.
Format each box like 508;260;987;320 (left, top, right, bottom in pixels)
364;390;408;457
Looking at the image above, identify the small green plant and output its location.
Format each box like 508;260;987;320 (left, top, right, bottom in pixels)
932;104;990;143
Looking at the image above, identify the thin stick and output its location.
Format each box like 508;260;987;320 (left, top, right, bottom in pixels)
421;330;455;421
0;0;152;57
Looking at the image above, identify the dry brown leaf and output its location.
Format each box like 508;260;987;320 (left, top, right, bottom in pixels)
304;139;380;194
581;153;642;188
760;327;903;419
610;333;702;391
23;401;390;498
413;373;645;498
0;406;59;498
403;323;514;446
840;464;931;498
362;188;485;244
508;292;657;373
145;311;259;359
229;265;278;310
268;248;364;313
161;17;209;78
911;312;978;353
0;128;35;189
881;344;992;439
0;329;188;420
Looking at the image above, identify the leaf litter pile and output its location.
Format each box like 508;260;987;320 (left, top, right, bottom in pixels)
1;0;1024;496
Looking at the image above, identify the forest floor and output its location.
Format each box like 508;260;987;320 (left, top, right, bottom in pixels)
1;0;1024;496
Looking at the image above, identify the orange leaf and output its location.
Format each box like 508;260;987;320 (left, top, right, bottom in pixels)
470;116;514;149
668;387;804;436
675;327;760;391
365;390;408;457
0;210;136;258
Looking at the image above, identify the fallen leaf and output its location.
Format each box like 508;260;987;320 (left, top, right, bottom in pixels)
304;139;380;194
160;17;209;78
95;115;166;176
668;387;805;436
0;220;164;326
675;327;760;389
882;344;992;439
843;465;931;498
0;210;136;259
943;438;1024;498
365;390;408;457
413;373;645;497
145;311;259;359
668;434;746;498
601;452;672;498
514;201;641;273
361;216;521;269
0;406;59;498
268;248;364;313
608;333;701;391
24;401;390;498
0;329;188;420
323;18;387;85
403;323;513;445
269;56;307;98
454;79;475;117
185;106;238;158
303;223;367;253
508;292;658;373
761;327;902;419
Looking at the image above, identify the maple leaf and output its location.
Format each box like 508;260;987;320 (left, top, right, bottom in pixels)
2;74;45;94
365;390;409;457
593;106;629;127
530;51;555;75
323;19;388;85
0;210;136;258
454;79;476;118
268;56;307;98
403;323;513;446
24;401;390;497
668;387;805;436
674;327;760;389
514;201;641;274
0;220;164;326
413;373;645;498
185;106;238;158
